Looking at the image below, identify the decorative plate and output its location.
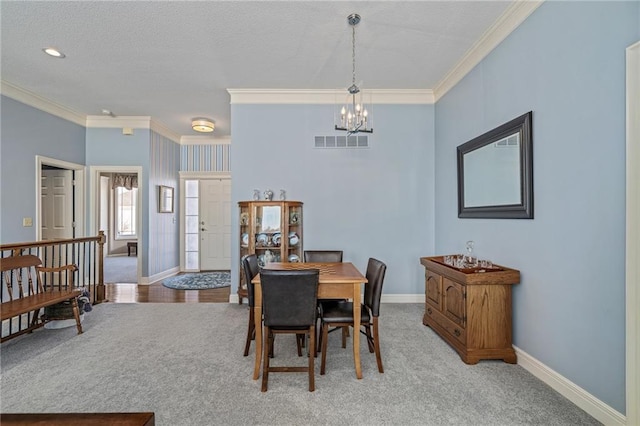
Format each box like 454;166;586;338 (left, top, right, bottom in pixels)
241;233;249;247
256;233;268;246
288;232;299;246
272;232;281;246
290;211;299;224
288;254;300;263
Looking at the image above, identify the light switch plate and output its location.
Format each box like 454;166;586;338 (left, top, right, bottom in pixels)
22;217;33;227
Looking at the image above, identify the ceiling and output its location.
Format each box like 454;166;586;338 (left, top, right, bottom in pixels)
1;1;516;139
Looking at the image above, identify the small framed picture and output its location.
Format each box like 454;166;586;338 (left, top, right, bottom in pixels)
159;185;174;213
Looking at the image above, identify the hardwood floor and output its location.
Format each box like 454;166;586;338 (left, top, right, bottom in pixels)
104;283;230;303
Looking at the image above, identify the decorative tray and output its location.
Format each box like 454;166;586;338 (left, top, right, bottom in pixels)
430;255;505;274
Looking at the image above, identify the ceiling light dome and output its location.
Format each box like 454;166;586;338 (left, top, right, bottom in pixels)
192;118;215;133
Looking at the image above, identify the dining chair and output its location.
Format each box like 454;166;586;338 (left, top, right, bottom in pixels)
303;250;343;263
260;269;319;392
318;257;387;375
241;254;260;357
304;250;348;351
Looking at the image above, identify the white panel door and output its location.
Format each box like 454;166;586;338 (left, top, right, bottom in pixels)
41;169;73;240
200;179;231;270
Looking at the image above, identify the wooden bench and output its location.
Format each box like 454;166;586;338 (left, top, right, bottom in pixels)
1;254;83;343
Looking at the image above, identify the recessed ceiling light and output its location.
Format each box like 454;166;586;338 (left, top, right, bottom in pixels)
42;47;65;58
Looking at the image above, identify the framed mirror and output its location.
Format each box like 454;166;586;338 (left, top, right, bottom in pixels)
158;185;174;213
457;111;533;219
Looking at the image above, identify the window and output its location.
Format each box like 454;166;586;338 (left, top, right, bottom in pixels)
184;180;199;270
115;186;137;238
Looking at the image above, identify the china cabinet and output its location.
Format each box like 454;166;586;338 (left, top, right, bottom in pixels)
238;201;303;304
420;256;520;364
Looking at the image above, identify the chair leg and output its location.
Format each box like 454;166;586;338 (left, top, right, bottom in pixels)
261;327;271;392
372;317;383;373
341;326;348;348
243;309;255;356
320;322;329;375
316;321;323;355
364;324;375;353
308;326;315;391
296;334;303;356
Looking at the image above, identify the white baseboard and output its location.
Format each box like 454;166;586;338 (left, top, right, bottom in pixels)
140;266;180;285
515;346;625;425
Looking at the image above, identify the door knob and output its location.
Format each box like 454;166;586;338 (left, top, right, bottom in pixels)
201;228;206;231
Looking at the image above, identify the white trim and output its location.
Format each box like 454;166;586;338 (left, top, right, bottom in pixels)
433;1;544;101
180;135;232;145
227;89;434;105
380;293;424;303
179;171;231;180
35;156;85;240
1;80;86;126
515;347;625;425
626;39;640;426
89;166;143;283
140;266;179;285
85;115;152;129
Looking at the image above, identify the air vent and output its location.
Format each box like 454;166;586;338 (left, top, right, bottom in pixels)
314;135;369;148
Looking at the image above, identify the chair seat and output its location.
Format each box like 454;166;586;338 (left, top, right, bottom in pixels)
320;301;370;323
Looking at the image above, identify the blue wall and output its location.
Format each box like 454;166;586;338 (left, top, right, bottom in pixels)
231;103;435;300
434;1;638;414
0;96;85;243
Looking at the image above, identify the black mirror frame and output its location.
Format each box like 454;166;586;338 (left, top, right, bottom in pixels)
457;111;533;219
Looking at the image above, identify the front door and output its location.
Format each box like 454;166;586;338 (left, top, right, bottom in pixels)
199;179;231;270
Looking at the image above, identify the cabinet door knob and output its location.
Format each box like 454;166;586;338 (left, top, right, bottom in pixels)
454;329;461;337
427;307;432;315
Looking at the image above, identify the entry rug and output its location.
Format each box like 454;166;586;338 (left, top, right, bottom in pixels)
162;272;231;290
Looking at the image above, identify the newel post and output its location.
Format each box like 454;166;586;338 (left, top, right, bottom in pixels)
96;230;106;303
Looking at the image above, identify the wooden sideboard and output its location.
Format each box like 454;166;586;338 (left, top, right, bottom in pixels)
420;256;520;364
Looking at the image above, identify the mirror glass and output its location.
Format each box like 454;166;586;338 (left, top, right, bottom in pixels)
259;206;281;233
457;111;533;219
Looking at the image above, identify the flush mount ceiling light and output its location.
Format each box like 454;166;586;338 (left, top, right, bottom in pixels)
42;47;65;58
191;118;215;133
334;13;373;135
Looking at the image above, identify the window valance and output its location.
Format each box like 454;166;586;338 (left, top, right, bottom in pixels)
112;174;138;190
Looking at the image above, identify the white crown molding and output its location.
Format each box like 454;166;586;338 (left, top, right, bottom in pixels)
150;118;181;143
85;115;152;129
227;89;434;105
179;171;231;179
433;0;544;101
85;116;182;143
1;80;86;126
180;135;231;145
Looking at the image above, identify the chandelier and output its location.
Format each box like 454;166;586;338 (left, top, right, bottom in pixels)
335;13;373;135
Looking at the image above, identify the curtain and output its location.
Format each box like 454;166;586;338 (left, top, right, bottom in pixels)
112;174;138;190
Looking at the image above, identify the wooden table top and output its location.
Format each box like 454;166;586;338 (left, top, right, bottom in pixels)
0;412;155;426
251;262;367;284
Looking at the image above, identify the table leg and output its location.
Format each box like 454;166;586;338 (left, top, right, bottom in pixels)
352;282;362;379
253;300;262;380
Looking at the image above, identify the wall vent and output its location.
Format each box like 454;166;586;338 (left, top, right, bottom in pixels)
314;135;369;148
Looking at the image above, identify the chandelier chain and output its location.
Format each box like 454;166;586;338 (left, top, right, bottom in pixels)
352;23;357;86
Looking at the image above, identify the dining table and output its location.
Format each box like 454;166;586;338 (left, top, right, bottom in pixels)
250;262;368;379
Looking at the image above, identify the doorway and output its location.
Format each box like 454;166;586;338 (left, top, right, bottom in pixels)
90;166;142;284
180;173;231;272
36;156;85;241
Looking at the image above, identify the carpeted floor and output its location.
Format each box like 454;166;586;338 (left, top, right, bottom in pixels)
103;255;137;284
162;271;231;290
0;303;599;426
